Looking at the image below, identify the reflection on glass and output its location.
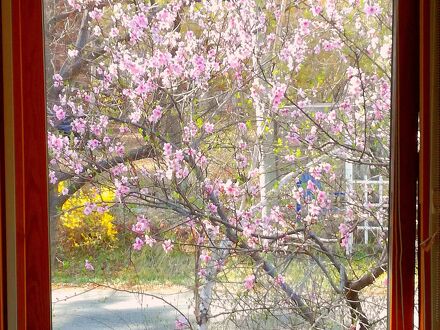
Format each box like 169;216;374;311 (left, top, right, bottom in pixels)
45;1;393;329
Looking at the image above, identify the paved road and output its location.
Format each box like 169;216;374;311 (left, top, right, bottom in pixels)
52;286;400;329
52;286;194;330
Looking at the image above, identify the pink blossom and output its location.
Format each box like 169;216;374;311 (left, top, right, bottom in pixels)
111;164;127;177
270;207;285;226
203;180;214;195
156;9;175;30
67;0;81;10
196;153;208;168
175;166;189;179
339;223;350;247
128;13;148;41
87;139;100;151
207;203;218;214
49;171;57;184
236;154;248;169
183;122;198;142
243;223;256;238
83;203;94;215
275;274;285;286
175;316;189;330
133;237;145;251
322;40;339;52
205;222;220;237
309;202;322;216
132;13;148;30
306;180;316;191
204;122;214;134
364;4;382;17
129;110;142;124
222;180;240;197
286;131;300;145
163;143;173;157
174;149;184;162
272;84;286;110
248;168;259;179
89;8;103;20
310;166;322;180
72;118;86;134
109;28;119;38
298;19;311;35
244;274;256;290
115;180;130;197
238;141;247;150
132;216;151;234
149;106;163;123
321;163;332;173
85;260;94;271
53;74;63;87
96;206;107;214
135;80;155;96
74;163;83;175
311;5;323;16
93;26;102;36
192;55;206;79
198;268;207;277
115;143;126;156
200;251;212;263
145;235;157;247
67;49;79;58
45;1;392;313
317;191;327;206
214;260;224;271
162;239;174;253
238;122;247;133
90;124;102;136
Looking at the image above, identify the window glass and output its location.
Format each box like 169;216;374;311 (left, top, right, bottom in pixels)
45;1;393;329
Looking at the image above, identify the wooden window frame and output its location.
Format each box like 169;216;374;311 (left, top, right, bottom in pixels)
1;0;51;328
389;1;419;329
418;1;438;329
0;0;425;328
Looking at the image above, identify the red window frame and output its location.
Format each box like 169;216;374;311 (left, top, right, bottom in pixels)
389;1;419;329
0;0;424;328
1;0;51;327
418;1;436;329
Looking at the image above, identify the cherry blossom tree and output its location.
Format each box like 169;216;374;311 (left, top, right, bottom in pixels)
46;0;392;329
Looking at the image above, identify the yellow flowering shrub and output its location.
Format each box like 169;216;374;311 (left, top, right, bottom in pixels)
58;183;117;250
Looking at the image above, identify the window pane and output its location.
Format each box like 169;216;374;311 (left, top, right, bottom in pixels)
45;1;393;329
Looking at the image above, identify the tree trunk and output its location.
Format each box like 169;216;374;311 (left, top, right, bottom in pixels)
345;285;370;329
197;239;232;330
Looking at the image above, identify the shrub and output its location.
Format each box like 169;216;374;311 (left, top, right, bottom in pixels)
58;183;117;252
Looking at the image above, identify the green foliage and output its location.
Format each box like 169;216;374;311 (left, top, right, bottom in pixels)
196;117;204;128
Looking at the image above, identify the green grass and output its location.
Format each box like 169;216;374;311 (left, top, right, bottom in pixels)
52;243;195;287
53;229;385;294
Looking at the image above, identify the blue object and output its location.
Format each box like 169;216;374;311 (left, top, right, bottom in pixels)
56;117;73;135
296;172;322;193
295;172;322;213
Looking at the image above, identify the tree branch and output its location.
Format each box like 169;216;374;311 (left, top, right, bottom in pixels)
55;144;156;206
